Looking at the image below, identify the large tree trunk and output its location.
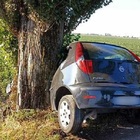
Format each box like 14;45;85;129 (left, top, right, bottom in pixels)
17;14;64;109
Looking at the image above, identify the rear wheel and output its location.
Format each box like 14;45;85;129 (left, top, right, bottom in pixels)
58;95;83;134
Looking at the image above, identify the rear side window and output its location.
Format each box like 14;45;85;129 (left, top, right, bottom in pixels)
82;43;135;61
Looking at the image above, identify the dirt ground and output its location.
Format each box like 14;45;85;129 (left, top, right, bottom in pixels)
62;112;140;140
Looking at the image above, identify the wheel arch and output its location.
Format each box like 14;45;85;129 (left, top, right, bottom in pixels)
55;86;72;110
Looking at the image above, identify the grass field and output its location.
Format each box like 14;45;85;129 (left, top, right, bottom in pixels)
80;35;140;56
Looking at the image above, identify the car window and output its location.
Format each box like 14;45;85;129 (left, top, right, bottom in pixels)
82;43;135;61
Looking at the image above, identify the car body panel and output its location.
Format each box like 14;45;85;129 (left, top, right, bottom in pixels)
91;59;140;84
70;83;140;109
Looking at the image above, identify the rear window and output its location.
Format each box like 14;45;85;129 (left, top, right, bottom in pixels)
82;43;135;61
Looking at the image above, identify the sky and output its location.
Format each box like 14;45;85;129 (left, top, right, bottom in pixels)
73;0;140;37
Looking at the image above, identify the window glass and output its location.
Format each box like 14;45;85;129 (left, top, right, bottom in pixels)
82;43;135;61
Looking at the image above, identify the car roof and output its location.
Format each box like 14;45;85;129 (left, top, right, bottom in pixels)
69;41;128;51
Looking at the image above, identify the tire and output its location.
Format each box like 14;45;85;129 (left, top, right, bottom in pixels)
58;95;83;134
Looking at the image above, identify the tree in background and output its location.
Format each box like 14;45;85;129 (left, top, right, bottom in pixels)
0;0;112;109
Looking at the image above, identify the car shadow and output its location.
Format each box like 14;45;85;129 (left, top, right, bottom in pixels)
76;112;140;140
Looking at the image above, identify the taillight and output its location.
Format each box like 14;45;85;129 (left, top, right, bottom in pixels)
75;42;93;74
129;50;140;62
83;95;96;99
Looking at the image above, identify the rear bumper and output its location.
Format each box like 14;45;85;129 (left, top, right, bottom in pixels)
72;85;140;109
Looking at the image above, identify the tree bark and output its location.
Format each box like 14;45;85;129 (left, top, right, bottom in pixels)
17;13;64;109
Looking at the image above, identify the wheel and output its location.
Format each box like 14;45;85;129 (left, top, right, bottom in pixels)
58;95;83;134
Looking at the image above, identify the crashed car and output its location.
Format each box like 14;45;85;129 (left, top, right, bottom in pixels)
50;41;140;134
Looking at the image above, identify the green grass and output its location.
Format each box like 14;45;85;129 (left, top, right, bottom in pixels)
80;35;140;56
0;108;80;140
0;109;61;140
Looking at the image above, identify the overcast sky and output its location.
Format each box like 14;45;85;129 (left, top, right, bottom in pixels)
73;0;140;37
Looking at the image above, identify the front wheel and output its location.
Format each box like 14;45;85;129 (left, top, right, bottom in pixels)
58;95;83;134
